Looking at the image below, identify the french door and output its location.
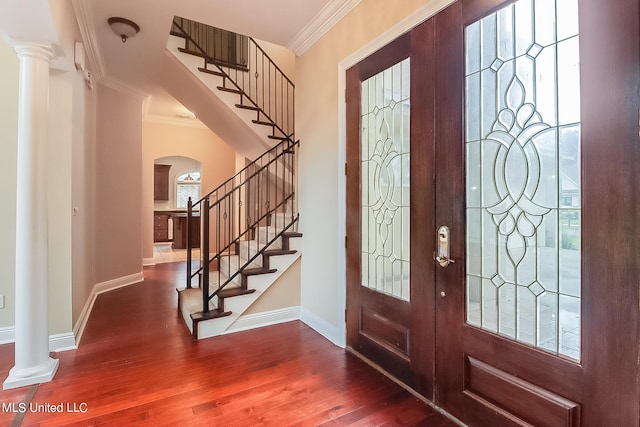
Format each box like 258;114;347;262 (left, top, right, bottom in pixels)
346;23;436;396
346;0;639;425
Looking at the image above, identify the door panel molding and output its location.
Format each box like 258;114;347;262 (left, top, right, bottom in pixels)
465;356;580;427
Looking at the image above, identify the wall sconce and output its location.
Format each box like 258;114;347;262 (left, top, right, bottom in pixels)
108;17;140;43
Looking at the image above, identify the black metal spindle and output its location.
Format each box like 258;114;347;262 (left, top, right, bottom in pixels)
202;196;210;315
216;190;221;306
186;197;193;289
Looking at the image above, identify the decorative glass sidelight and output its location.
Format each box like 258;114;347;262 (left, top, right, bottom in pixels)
465;0;581;359
361;58;411;301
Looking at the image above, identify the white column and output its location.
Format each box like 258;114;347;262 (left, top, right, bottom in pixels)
3;43;59;390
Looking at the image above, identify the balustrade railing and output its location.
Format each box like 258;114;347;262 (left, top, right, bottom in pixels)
185;138;299;316
171;16;295;140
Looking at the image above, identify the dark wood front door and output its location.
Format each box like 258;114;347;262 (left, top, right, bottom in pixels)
433;0;639;425
346;0;639;425
346;22;436;397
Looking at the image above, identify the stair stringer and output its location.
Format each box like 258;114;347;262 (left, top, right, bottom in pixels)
181;241;301;339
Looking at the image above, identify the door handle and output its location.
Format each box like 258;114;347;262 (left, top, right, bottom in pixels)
435;225;455;267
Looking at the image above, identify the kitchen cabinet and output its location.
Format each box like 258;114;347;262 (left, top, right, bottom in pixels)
153;213;170;242
154;164;171;200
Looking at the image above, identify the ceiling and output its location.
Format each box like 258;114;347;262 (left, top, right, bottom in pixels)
0;0;359;123
73;0;360;122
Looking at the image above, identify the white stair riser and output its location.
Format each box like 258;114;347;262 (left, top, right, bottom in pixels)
245;272;277;292
223;291;262;313
288;237;302;252
266;253;299;271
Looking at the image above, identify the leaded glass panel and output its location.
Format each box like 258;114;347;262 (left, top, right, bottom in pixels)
360;58;410;301
465;0;581;360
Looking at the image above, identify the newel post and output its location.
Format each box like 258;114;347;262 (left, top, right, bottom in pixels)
186;197;192;289
201;196;210;314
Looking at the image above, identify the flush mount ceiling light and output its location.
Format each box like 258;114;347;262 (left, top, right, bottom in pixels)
108;17;140;43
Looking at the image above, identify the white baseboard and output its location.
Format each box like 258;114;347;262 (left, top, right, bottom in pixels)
0;327;15;345
143;257;156;266
0;271;144;352
74;270;144;346
224;306;300;335
73;290;97;347
49;332;77;352
0;329;77;352
300;307;345;348
94;271;144;294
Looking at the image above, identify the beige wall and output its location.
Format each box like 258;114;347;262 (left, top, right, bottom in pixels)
96;85;144;283
0;40;19;329
71;67;97;328
142;121;237;260
256;38;296;82
47;71;74;335
296;0;435;340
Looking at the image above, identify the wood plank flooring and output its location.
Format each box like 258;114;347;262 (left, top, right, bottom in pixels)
0;262;459;426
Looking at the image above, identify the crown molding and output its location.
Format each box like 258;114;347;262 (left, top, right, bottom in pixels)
72;0;106;80
339;0;456;70
287;0;361;56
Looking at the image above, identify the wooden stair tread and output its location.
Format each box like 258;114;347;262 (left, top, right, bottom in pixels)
262;249;297;257
191;309;231;322
282;231;303;238
217;86;243;95
242;267;277;276
252;120;275;127
235;104;260;111
218;288;256;299
198;67;225;77
268;135;288;141
169;31;187;39
178;47;206;58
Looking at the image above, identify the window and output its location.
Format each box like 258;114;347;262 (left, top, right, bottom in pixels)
176;171;201;209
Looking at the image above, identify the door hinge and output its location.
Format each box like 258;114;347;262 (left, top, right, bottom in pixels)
344;163;347;176
345;308;348;322
344;235;347;248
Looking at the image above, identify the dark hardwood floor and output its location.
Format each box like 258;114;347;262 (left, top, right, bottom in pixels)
0;262;459;426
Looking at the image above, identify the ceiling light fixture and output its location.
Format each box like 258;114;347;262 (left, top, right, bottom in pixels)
108;17;140;43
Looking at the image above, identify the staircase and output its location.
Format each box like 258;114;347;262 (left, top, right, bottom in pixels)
170;18;301;340
169;16;294;148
